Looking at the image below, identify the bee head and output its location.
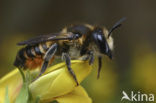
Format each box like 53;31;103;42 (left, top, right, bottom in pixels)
91;17;126;59
91;27;113;59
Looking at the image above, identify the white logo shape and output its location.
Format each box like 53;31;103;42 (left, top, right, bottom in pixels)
121;91;154;102
121;91;131;101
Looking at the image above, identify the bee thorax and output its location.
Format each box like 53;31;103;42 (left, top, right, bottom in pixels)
68;46;81;58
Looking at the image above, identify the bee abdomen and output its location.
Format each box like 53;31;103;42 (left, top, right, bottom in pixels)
25;46;35;57
33;45;43;55
26;43;48;58
14;42;52;69
41;43;48;51
33;43;51;56
14;48;27;68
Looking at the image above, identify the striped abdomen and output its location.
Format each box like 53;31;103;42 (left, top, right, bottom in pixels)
14;42;53;69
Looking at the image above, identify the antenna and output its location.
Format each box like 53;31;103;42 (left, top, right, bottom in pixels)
108;17;126;37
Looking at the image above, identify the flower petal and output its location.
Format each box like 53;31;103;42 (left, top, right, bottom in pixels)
30;60;92;102
56;86;92;103
0;69;22;103
0;60;92;103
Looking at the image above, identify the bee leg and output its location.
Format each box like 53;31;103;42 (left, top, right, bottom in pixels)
38;43;57;77
81;51;94;65
88;51;94;65
62;53;79;86
97;56;102;79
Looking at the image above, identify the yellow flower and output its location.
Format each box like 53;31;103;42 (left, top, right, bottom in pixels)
0;60;92;103
0;69;22;103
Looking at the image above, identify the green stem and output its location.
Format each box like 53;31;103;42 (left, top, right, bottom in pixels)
18;68;26;83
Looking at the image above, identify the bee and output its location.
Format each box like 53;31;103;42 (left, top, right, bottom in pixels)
14;18;125;85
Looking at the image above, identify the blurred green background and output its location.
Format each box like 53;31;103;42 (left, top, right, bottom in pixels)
0;0;156;103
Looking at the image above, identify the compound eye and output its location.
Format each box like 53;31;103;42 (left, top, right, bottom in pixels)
97;35;109;53
97;34;103;42
92;32;109;53
92;28;112;59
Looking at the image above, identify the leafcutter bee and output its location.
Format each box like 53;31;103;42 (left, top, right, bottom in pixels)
14;18;125;85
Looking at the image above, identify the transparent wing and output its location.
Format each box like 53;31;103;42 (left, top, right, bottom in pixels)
17;32;74;46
